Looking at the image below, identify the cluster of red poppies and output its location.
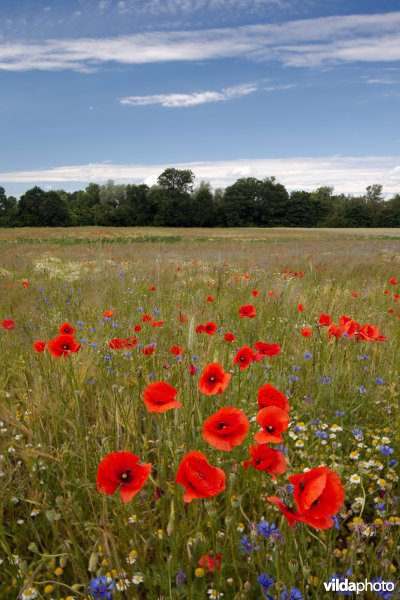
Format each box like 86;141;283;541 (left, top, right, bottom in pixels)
33;322;81;357
319;313;386;342
96;362;345;530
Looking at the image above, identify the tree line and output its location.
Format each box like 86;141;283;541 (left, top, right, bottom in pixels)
1;168;399;228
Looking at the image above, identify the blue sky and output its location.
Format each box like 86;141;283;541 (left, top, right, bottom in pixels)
1;0;400;197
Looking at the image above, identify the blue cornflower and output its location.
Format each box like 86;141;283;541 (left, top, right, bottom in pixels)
238;534;259;553
328;570;353;597
359;386;366;394
371;577;395;599
149;373;155;380
90;343;98;349
103;316;111;322
379;445;394;456
292;365;300;371
280;586;303;600
192;355;199;361
375;502;386;512
286;484;295;494
318;377;331;384
315;430;328;439
389;459;397;467
88;576;114;599
303;352;312;359
352;428;364;439
111;323;118;328
80;338;88;343
332;515;340;530
375;378;385;384
258;574;274;597
137;306;143;312
289;375;299;383
152;308;159;315
309;419;319;426
104;355;111;362
335;411;345;417
257;521;278;538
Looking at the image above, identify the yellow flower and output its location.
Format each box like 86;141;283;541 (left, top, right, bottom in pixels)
195;568;205;578
54;567;63;576
44;585;54;593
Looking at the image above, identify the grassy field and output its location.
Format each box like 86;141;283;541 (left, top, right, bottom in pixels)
0;228;399;599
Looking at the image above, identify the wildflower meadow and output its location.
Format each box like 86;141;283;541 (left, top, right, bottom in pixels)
0;227;399;600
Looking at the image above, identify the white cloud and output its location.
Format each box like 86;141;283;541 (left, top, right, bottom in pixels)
1;156;400;195
120;83;258;107
1;12;400;71
366;78;399;85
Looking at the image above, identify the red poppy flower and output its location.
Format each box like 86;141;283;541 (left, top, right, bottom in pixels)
328;323;343;339
48;334;81;358
339;316;360;338
142;314;152;322
175;450;226;502
195;324;205;333
351;292;358;297
206;296;214;302
358;324;385;342
257;384;290;412
384;289;390;295
152;320;164;327
142;345;156;355
58;322;75;335
290;466;345;530
142;381;181;413
124;336;137;349
177;313;187;323
224;332;235;342
239;304;256;319
297;303;304;312
253;342;280;361
96;451;151;503
255;406;289;444
169;345;184;356
33;340;46;353
268;290;275;297
267;496;304;527
150;285;157;291
233;346;255;370
389;278;397;285
198;363;231;395
202;407;249;451
319;313;332;327
102;310;114;318
252;290;259;297
242;273;250;279
198;554;222;572
301;327;313;337
189;364;197;375
134;324;142;332
109;338;126;350
244;444;287;480
2;319;15;330
204;322;218;335
22;280;30;288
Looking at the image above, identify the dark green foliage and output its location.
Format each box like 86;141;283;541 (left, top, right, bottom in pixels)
1;168;399;227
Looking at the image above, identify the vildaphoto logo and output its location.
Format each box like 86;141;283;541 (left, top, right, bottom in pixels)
323;578;396;595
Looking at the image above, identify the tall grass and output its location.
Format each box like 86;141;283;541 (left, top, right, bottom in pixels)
0;229;399;599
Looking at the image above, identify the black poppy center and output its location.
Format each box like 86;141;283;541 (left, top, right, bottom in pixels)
266;425;274;432
121;469;132;483
216;422;226;430
62;345;69;350
210;376;215;382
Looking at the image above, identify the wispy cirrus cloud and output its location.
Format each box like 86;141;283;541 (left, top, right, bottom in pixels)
1;156;400;195
120;83;258;107
1;12;400;72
